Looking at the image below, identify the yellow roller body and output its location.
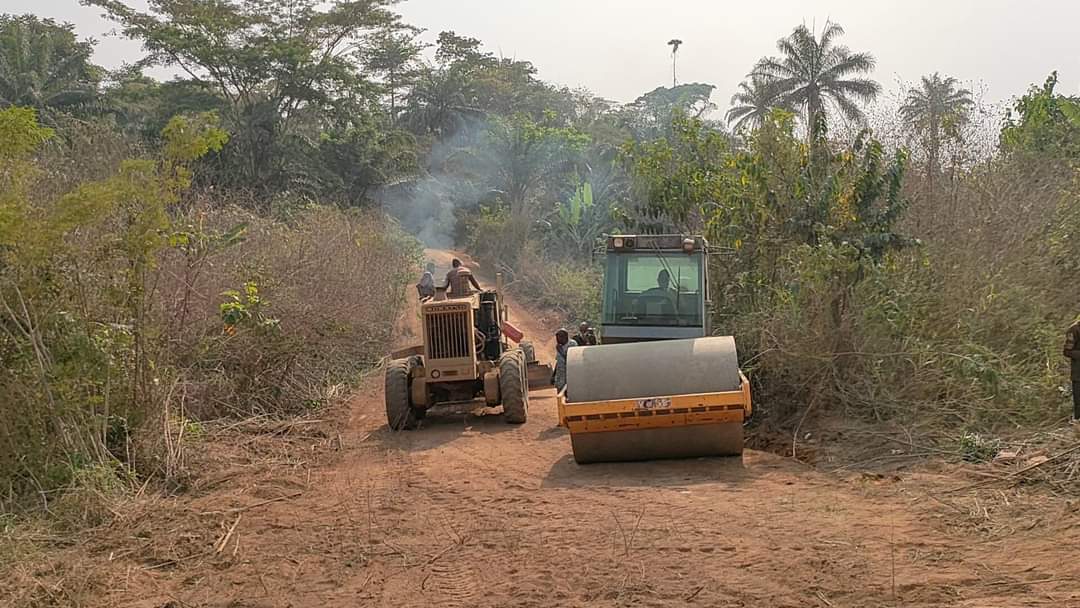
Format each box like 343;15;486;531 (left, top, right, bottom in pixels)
559;337;751;464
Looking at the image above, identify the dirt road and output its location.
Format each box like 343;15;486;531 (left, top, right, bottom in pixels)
21;252;1079;608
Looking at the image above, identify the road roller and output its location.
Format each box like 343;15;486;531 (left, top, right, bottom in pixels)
557;235;752;463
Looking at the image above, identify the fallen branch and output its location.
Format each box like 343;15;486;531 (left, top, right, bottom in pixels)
425;542;458;566
946;443;1080;493
684;585;705;601
984;576;1075;588
216;514;242;554
200;491;303;516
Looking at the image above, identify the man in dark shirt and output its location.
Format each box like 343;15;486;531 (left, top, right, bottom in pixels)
1065;319;1080;421
572;322;597;346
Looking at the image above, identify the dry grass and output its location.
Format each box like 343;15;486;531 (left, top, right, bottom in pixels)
1;196;420;514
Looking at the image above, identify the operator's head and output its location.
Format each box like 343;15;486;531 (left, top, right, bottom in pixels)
451;258;462;268
556;328;569;345
426;262;435;273
657;269;670;289
578;322;589;334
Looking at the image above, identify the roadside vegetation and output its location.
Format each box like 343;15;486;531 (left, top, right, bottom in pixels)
0;7;420;522
2;2;1079;531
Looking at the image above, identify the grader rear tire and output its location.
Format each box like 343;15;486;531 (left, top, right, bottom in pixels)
500;350;527;424
385;358;419;430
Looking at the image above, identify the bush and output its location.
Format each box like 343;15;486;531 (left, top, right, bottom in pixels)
157;204;421;419
463;208;602;326
731;240;1072;432
463;206;530;271
510;244;601;325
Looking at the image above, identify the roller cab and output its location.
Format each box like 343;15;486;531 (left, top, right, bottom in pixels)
558;235;752;463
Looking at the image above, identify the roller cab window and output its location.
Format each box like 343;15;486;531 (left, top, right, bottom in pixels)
602;253;704;327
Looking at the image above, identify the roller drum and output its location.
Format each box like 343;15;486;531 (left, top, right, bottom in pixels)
570;423;744;464
565;336;740;403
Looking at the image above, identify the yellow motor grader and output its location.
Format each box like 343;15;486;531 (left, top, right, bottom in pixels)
557;235;752;463
386;278;551;429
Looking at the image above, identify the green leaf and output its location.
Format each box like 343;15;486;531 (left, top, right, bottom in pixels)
1061;99;1080;127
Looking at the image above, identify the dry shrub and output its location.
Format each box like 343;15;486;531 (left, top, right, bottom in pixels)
153;201;421;420
464;208;602;325
1;186;416;509
738;154;1078;441
508;243;601;325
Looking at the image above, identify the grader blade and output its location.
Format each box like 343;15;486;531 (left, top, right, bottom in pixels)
527;361;554;390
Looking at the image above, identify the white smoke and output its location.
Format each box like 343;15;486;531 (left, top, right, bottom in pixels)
376;121;492;249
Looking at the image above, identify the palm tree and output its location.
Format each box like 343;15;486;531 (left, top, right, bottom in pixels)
667;39;682;88
899;72;974;179
0;15;100;112
726;76;786;132
401;65;484;140
752;21;880;128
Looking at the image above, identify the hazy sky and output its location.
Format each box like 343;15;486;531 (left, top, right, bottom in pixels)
23;0;1080;110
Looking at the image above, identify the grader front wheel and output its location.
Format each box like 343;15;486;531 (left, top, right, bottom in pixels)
499;350;528;424
385;357;419;430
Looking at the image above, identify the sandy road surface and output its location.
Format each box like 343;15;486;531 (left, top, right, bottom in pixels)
34;251;1080;608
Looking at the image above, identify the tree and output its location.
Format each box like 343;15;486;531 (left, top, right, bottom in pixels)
0;14;102;112
102;66;226;140
311;112;419;205
476;112;588;218
667;38;682;88
362;28;427;123
85;0;407;192
401;65;481;140
726;75;786;133
401;30;568;142
1000;71;1080;159
752;21;880;127
899;72;973;202
620;83;717;141
621;112;734;233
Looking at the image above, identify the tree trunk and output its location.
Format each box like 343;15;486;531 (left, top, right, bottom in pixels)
927;112;939;214
807;87;822;140
389;68;396;125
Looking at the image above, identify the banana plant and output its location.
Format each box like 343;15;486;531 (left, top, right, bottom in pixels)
553;180;615;256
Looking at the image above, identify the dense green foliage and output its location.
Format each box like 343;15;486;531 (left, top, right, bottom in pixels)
0;15;101;112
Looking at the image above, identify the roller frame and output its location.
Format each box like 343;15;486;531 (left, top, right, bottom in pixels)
557;372;751;463
559;372;751;430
